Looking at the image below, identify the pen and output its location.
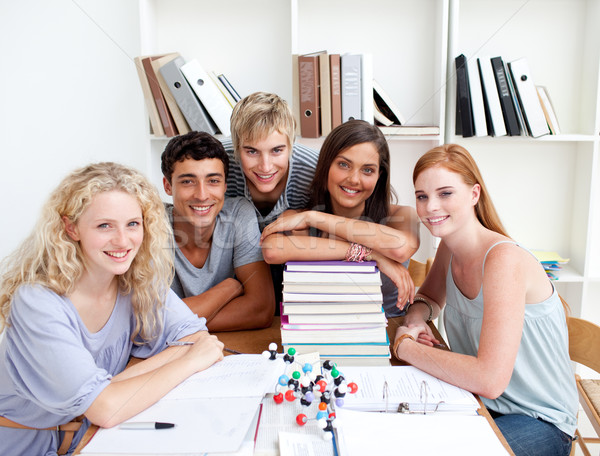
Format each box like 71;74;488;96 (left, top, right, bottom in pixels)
166;341;243;354
119;422;175;430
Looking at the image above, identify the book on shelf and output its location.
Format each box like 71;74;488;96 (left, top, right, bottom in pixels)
209;71;237;108
373;101;394;126
455;54;474;138
467;57;488;137
285;260;378;273
318;52;332;136
134;56;164;136
283;302;384;315
180;58;233;135
490;56;521;136
507;58;550;138
141;55;178;137
536;85;561;135
372;79;406;125
478;57;507;137
376;125;440;136
506;61;529;137
217;73;242;103
285;311;387;325
329;53;342;129
341;53;362;122
159;56;219;135
151;52;191;136
291;54;301;136
283;270;382;284
360;53;374;124
298;51;324;138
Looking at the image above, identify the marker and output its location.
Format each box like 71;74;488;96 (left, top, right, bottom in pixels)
119;422;175;430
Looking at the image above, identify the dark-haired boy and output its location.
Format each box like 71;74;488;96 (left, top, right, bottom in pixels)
161;131;275;331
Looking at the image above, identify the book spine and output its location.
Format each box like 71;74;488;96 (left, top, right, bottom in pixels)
491;56;520;136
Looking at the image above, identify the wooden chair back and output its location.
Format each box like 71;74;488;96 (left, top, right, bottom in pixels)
408;257;433;287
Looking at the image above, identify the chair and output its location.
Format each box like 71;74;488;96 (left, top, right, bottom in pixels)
565;305;600;455
407;257;434;287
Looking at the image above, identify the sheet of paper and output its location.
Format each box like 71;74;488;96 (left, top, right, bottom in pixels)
334;407;509;455
339;365;479;412
161;354;286;400
278;431;334;456
81;396;261;455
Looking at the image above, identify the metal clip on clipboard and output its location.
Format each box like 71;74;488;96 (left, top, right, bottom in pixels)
383;380;445;414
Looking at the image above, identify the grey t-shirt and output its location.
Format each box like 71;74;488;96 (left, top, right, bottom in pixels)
166;197;265;298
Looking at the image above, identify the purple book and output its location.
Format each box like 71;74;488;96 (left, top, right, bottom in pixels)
285;260;378;273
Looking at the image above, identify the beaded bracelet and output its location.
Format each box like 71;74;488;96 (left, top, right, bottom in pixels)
344;243;373;262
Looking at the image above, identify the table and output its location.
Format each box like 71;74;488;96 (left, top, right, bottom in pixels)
75;317;514;455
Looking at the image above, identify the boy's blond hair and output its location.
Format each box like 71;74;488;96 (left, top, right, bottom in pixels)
230;92;296;161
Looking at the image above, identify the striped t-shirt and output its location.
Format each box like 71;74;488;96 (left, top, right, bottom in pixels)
222;138;319;231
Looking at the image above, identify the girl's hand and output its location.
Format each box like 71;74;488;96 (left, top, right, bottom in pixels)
371;252;415;309
394;323;440;349
260;210;311;243
183;334;225;372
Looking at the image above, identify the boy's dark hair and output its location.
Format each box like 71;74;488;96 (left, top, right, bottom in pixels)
161;131;229;183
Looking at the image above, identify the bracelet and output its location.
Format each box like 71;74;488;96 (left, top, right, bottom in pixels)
344;243;373;262
393;333;415;359
412;296;434;322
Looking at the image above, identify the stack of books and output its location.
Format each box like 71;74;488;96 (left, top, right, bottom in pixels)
280;260;390;366
531;250;570;281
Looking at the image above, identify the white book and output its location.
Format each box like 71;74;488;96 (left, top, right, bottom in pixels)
478;57;507;137
180;59;233;135
283;270;382;284
467;57;488;137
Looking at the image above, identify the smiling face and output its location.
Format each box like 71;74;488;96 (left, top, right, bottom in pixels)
163;157;226;234
327;142;380;218
238;130;290;204
64;190;143;281
414;165;480;238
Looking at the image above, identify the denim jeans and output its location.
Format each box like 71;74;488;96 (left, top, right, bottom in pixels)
488;410;573;456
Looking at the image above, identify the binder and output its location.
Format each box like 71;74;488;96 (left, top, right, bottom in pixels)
455;54;474;137
151;53;191;136
467;57;488;136
341;53;362;122
508;58;550;138
134;56;164;136
298;51;323;138
159;56;218;135
329;54;342;129
491;56;520;136
361;53;374;124
478;57;506;137
180;59;233;135
141;55;178;137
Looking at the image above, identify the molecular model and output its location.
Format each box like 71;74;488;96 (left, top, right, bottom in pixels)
262;343;358;440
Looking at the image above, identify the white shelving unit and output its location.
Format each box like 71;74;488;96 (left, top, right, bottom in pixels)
446;0;600;321
138;0;600;320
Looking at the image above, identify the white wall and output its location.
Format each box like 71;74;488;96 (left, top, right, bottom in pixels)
0;0;148;261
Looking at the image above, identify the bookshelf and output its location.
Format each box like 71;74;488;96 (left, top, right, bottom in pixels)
138;0;600;322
